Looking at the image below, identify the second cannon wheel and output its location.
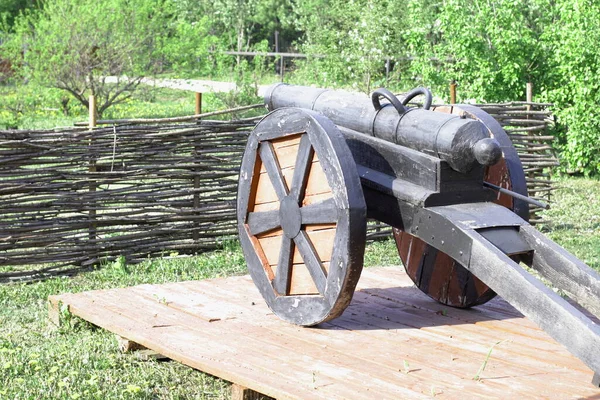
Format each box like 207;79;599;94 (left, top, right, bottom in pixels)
394;105;529;308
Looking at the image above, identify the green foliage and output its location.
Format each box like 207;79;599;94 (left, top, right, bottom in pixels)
540;0;600;175
212;40;271;113
2;0;600;173
292;0;600;175
403;0;600;174
538;176;600;270
4;0;172;116
158;15;219;77
405;0;553;102
0;0;35;30
0;244;247;399
0;84;84;129
0;83;227;130
2;0;223;118
294;0;409;93
195;0;294;54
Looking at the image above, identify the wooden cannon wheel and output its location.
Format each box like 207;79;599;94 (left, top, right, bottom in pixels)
237;108;367;326
394;105;529;308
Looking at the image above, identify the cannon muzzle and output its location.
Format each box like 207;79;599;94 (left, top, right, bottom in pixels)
264;83;502;173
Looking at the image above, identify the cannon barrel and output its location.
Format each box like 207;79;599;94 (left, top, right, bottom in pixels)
265;83;501;173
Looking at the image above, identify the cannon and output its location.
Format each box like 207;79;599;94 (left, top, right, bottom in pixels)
236;84;600;385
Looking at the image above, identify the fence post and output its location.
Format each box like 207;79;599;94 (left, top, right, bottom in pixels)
385;58;390;85
88;95;97;244
526;82;533;113
450;80;457;104
193;93;202;242
89;95;97;129
195;92;202;116
525;82;535;205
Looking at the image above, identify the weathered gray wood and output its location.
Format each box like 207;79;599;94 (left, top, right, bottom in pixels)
520;224;600;319
406;202;600;380
289;134;313;202
272;236;293;295
299;198;337;225
467;231;600;379
247;210;280;236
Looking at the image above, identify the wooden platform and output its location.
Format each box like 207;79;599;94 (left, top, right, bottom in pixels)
48;267;600;399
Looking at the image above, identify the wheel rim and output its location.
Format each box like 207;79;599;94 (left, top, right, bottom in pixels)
238;108;366;325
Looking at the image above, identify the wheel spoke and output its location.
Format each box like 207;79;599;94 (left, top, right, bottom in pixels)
294;231;327;295
247;210;281;236
300;198;337;225
289;135;314;202
273;236;293;295
259;141;288;200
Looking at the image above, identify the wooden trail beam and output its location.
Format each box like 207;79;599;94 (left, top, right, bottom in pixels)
411;203;600;380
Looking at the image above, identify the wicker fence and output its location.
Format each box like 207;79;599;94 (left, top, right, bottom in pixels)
0;102;557;282
475;102;558;223
0;115;259;282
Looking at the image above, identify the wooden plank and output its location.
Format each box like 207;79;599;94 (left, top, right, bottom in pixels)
116;335;147;352
270;134;301;170
195;275;592;397
206;274;596;398
181;278;586;398
258;227;336;265
254;160;330;207
84;286;421;399
231;384;264;400
49;267;600;399
128;284;436;398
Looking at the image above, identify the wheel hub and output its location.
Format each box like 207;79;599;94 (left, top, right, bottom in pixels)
279;195;301;239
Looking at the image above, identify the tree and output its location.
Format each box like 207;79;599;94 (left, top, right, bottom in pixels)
0;0;36;30
404;0;554;102
542;0;600;175
5;0;174;117
294;0;409;93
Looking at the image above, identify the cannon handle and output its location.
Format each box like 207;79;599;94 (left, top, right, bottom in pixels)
371;88;407;114
400;87;433;110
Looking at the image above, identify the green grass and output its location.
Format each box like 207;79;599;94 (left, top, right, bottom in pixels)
0;176;598;399
0;244;248;399
537;176;600;270
0;83;261;130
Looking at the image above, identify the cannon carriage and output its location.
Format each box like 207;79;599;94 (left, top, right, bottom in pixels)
236;84;600;385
